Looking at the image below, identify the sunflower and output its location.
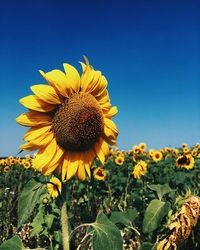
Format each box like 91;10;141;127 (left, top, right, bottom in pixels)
115;156;124;166
183;147;190;154
16;57;118;182
176;154;195;170
47;177;62;198
152;151;163;162
23;160;31;169
93;167;106;181
133;145;140;154
132;160;147;179
139;142;147;153
3;166;10;173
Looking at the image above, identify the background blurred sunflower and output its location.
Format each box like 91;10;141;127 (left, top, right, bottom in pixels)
16;57;118;182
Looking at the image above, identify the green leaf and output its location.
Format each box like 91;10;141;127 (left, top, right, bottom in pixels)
54;231;63;244
110;208;138;228
30;209;45;237
0;236;26;250
143;199;170;234
92;212;122;250
45;214;55;229
148;184;173;200
18;179;46;227
140;242;158;250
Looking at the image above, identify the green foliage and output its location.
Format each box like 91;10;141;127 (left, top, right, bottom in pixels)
0;145;200;249
147;183;174;200
17;179;46;227
142;199;170;234
0;236;25;250
110;208;138;228
92;212;123;250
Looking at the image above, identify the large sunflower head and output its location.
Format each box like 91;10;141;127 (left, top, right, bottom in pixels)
16;57;118;182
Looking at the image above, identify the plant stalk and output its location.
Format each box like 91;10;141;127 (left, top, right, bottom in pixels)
61;187;70;250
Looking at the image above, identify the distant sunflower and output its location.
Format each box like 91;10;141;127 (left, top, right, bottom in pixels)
93;167;106;181
16;57;118;182
133;145;140;154
132;160;147;179
23;160;31;169
176;154;195;170
139;142;147;152
3;166;10;173
47;177;62;198
115;156;124;166
152;151;163;162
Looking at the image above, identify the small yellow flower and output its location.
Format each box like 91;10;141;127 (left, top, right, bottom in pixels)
25;154;31;160
139;142;147;152
182;143;187;148
3;166;10;173
9;158;17;165
17;157;24;165
23;160;31;169
176;154;195;170
163;147;170;153
149;149;155;157
133;145;140;154
132;160;147;179
115;156;124;166
191;149;198;157
47;177;62;198
93;167;106;181
183;147;190;154
152;151;163;162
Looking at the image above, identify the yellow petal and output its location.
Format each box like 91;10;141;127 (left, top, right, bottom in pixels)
31;84;63;104
80;64;95;90
20;95;56;112
67;154;79;180
94;139;105;164
84;162;91;178
39;69;73;97
43;149;64;176
23;125;51;141
63;63;81;93
77;163;86;181
32;138;57;170
104;118;118;134
102;133;117;146
62;153;69;183
83;70;102;93
20;142;40;151
96;89;110;104
91;75;108;98
101;140;109;156
30;132;53;146
16;111;52;127
20;132;54;151
103;106;118;118
100;101;111;111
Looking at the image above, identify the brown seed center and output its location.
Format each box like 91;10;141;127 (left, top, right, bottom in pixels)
52;93;104;152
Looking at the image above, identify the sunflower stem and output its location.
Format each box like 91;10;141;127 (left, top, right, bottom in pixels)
61;186;70;250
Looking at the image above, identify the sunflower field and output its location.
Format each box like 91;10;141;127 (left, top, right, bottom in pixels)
0;59;200;250
0;144;200;250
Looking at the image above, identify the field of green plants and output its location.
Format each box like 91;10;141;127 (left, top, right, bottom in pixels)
0;144;200;250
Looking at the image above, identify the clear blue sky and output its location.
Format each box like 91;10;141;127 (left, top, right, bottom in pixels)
0;0;200;156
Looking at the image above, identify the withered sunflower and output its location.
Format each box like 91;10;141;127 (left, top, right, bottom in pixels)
16;57;118;182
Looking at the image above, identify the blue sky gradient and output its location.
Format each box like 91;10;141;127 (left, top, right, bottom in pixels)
0;0;200;156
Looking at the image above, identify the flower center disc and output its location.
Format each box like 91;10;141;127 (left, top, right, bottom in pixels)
52;93;104;152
